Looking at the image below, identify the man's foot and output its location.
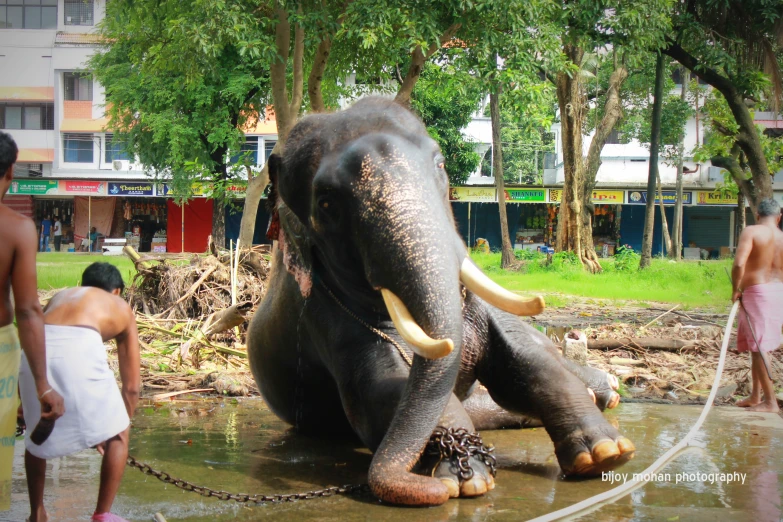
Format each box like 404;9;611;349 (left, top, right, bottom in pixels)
735;396;761;408
746;401;780;413
26;508;48;522
92;513;129;522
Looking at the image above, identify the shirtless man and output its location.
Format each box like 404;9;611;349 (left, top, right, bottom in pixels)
19;262;140;522
0;131;64;512
731;197;783;413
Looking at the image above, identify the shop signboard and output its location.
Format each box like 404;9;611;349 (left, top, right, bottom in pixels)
226;183;247;198
59;180;107;195
503;188;546;202
627;190;693;205
696;191;737;205
549;189;624;204
449;187;497;202
156;182;209;198
8;179;58;195
108;182;154;196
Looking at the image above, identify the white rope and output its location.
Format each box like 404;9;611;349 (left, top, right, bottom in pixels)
528;301;740;522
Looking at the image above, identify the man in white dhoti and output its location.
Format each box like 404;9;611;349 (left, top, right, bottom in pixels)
19;262;140;522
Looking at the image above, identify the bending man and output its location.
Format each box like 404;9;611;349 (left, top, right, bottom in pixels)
731;197;782;413
19;262;140;522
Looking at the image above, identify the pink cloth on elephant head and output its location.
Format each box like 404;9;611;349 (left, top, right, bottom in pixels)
737;282;783;353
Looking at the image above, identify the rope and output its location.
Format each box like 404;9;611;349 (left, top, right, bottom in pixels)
528;300;740;522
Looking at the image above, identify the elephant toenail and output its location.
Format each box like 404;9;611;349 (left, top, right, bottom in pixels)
439;478;460;498
571;451;594;473
461;476;487;496
593;440;621;463
588;388;596;403
608;393;621;409
608;374;619;390
617;437;636;454
486;473;496;490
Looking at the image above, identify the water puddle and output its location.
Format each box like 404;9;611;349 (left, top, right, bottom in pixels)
5;401;782;521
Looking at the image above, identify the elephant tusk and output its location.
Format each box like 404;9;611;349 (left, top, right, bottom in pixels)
380;289;454;360
460;258;545;316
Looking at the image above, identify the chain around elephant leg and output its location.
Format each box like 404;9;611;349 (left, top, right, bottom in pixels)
425;426;497;481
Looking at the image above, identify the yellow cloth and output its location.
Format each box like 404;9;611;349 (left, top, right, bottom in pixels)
0;323;21;511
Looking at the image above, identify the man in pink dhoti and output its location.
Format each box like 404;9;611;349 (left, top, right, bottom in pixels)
731;198;783;413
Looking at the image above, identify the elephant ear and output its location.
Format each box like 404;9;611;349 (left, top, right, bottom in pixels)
267;150;315;298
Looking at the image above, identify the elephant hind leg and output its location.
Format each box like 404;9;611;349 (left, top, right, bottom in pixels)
477;310;635;477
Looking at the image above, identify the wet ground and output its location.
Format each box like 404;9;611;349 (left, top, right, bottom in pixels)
4;400;782;522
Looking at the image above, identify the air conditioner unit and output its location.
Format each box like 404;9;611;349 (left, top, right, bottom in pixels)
707;166;725;182
113;160;129;171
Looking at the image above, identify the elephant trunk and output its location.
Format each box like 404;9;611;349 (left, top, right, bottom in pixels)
352;158;464;505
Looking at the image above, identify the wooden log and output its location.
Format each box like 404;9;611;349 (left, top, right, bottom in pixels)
122;245;150;270
203;302;252;336
609;357;645;366
587;338;694;351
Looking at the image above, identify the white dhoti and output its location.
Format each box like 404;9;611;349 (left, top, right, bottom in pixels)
19;325;130;460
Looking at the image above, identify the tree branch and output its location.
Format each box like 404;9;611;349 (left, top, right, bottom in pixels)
289;14;305;116
394;23;461;106
307;35;332;112
271;6;291;126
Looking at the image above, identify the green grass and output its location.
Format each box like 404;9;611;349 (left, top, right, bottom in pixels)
36;253;136;290
471;252;733;310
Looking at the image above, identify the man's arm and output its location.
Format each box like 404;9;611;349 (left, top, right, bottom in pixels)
11;218;65;419
116;302;140;417
731;228;754;301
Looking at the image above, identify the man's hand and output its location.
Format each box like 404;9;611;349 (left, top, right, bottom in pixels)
732;290;742;303
39;387;65;420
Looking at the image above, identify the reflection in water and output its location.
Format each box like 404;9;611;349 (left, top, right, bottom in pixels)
5;402;782;522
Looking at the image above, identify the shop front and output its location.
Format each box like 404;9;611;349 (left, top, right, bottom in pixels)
503;188;549;251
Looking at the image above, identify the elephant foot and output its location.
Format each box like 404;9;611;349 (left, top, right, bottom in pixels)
431;456;495;499
554;413;635;476
580;366;621;411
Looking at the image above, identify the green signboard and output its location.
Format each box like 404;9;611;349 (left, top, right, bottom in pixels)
504;189;546;202
9;179;58;195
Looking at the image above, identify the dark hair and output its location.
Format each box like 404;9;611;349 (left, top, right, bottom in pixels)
758;198;781;218
0;131;19;176
81;262;125;293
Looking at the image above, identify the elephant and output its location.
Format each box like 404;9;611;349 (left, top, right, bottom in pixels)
247;97;634;507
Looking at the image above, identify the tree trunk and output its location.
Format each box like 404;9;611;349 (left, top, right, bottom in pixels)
671;68;688;260
657;172;672;256
664;43;774;207
395;24;461;107
581;60;629;273
640;53;665;269
237;166;269;246
737;191;746;234
212;198;226;249
490;86;514;269
555;44;593;271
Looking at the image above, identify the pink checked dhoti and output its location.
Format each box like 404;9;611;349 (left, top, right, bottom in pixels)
737;282;783;353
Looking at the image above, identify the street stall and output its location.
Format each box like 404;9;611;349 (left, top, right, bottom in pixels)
503;188;548;251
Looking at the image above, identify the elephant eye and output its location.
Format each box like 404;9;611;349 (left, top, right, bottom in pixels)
435;155;445;170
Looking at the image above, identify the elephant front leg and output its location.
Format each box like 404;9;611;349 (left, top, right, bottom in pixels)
478;311;635;476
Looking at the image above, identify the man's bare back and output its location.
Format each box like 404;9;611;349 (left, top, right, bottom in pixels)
733;222;783;291
44;287;136;342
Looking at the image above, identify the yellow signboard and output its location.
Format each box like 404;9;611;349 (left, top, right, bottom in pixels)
548;189;624;205
696;191;737;205
449;187;497;202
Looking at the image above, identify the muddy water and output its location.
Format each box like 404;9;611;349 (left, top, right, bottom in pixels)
4;401;782;521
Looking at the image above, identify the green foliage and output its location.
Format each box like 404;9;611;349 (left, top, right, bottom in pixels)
89;0;275;204
410;64;482;185
613;244;640;272
514;249;546;261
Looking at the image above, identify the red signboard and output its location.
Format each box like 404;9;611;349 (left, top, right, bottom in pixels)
59;180;107;195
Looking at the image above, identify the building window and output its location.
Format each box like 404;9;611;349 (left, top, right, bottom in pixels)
232;138;258;165
64;0;93;26
63;72;93;101
0;103;54;130
263;139;276;163
104;134;130;162
0;0;57;29
63;133;94;163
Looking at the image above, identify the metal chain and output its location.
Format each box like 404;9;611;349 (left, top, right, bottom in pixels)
319;281;414;366
425;426;497;481
126;456;370;504
319;282;469;368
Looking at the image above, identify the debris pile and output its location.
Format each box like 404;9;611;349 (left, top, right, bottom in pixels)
116;240;271;397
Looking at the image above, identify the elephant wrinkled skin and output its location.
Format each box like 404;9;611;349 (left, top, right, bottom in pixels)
247;97;632;506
